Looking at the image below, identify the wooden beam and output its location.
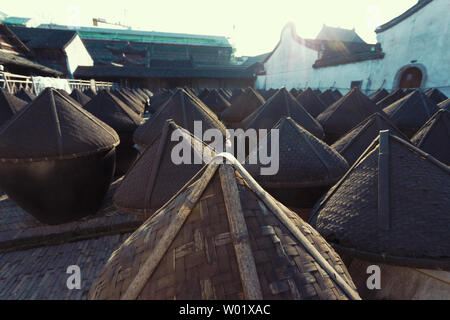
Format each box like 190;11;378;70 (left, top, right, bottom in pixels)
219;164;263;300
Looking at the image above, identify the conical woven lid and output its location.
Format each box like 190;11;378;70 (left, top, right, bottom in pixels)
426;88;447;105
295;88;328;118
69;88;91;106
57;89;80;106
411;109;450;165
332;112;409;165
310;131;450;270
376;88;405;109
149;90;173;114
0;88;119;160
15;88;36;103
370;89;389;103
332;89;342;100
319;89;338;107
112;90;144;115
198;88;210;100
439;98;450;112
90;155;359;300
317;87;381;142
221;87;265;124
83;88;97;99
84;90;143;133
383;90;439;137
133;89;226;148
246;117;348;188
243;88;324;139
202;89;231;114
0;88;27;125
230;88;245;103
114;119;215;214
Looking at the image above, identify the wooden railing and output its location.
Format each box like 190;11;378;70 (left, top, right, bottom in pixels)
0;71;117;94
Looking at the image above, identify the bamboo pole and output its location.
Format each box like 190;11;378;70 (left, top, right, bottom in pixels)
219;164;263;300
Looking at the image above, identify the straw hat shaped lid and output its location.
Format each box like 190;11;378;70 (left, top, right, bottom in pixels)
229;88;245;103
0;88;27;125
112;90;144;115
242;88;324;139
202;89;231;114
69;88;91;106
15;88;36;103
198;88;210;100
84;90;143;133
295;88;328;118
319;89;338;107
246;117;348;188
133;88;226;148
221;87;265;124
438;98;450;112
113;119;215;215
425;88;447;105
90;154;360;300
317;87;381;140
149;89;173;114
411;109;450;165
376;88;405;109
309;131;450;270
83;88;97;99
332;112;409;165
332;89;342;100
369;88;389;103
0;88;119;161
383;90;439;137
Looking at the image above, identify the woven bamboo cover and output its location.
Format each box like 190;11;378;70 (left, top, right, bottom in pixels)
133;89;226;148
149;90;173;114
369;89;389;104
317;87;381;143
319;89;338;107
90;159;359;300
0;88;27;125
332;112;410;165
438;98;450;111
383;90;439;138
202;90;231;114
15;88;36;103
0;233;131;300
0;88;119;160
84;90;143;133
425;88;447;105
112;90;144;115
220;87;265;124
83;88;97;99
114;119;215;216
69;88;91;106
246;117;348;188
376;89;405;110
295;88;328;118
310;132;450;270
411;109;450;165
242;88;324;139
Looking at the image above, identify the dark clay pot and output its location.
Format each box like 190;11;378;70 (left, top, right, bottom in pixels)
0;148;116;225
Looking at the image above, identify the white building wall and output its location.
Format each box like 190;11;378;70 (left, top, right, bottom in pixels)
64;34;93;78
256;0;450;96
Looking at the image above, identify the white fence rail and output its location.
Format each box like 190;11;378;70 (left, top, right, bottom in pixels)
0;71;117;95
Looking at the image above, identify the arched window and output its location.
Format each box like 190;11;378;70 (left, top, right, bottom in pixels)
399;67;423;89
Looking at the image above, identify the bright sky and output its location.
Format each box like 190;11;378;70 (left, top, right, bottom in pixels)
1;0;418;56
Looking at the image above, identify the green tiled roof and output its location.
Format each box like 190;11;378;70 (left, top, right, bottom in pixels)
1;17;31;26
38;24;231;48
